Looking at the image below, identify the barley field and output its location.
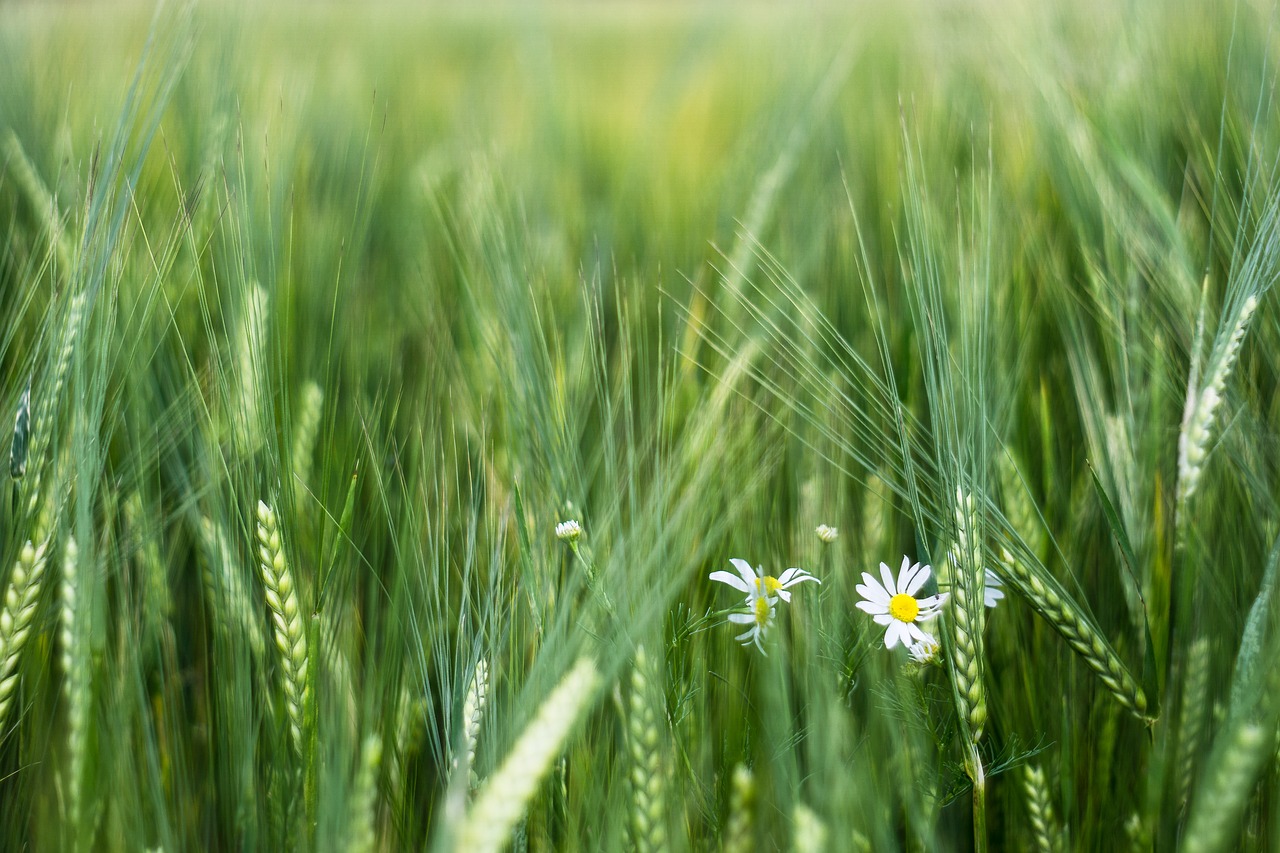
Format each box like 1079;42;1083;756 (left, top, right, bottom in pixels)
1;1;1278;850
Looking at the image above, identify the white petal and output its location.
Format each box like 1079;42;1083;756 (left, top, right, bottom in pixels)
777;590;792;603
904;563;931;596
779;567;820;587
709;571;750;592
872;614;893;626
730;558;758;587
856;599;888;615
904;622;930;645
881;561;898;595
858;574;890;604
985;587;1006;608
727;613;755;624
885;621;905;648
898;560;920;593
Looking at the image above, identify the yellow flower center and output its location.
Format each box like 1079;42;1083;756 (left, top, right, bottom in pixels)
754;595;771;626
754;576;782;595
889;593;920;623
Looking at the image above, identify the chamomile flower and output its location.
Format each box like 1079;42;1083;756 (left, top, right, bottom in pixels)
908;634;941;665
726;588;776;653
815;524;839;544
855;556;948;649
555;520;582;543
984;567;1005;608
709;558;821;604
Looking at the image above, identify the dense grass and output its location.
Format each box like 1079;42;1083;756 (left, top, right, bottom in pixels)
2;1;1280;850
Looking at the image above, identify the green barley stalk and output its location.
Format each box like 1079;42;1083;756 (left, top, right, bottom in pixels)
997;549;1148;720
723;763;756;853
0;537;52;728
291;380;324;498
256;499;309;752
1181;722;1274;853
59;537;89;837
1022;764;1065;853
626;646;667;853
198;516;267;659
346;734;383;853
453;656;599;853
1176;637;1211;814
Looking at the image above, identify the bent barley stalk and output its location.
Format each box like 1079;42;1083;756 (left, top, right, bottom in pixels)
997;549;1148;720
454;657;599;853
256;499;309;752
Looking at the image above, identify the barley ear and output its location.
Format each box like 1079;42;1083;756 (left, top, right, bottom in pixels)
944;489;987;743
234;285;269;450
627;646;667;853
792;803;828;853
453;657;599;853
457;659;490;792
60;537;90;834
997;549;1148;720
256;499;309;752
0;537;51;729
198;516;267;659
1181;722;1273;853
345;734;382;853
1022;764;1065;853
1176;637;1211;813
3;130;73;272
723;763;755;853
1177;294;1260;509
292;380;324;498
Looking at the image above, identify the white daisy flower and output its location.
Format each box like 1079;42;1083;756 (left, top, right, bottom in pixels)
984;567;1005;608
709;558;821;604
855;556;948;649
908;634;941;665
555;520;582;543
815;524;839;544
726;588;776;654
